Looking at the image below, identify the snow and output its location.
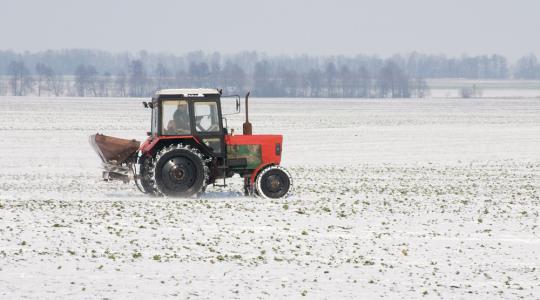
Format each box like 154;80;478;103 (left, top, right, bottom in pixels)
157;88;221;96
0;96;539;299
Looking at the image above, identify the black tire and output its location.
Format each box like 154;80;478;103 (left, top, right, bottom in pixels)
139;157;158;196
152;144;208;197
255;165;292;199
243;177;253;196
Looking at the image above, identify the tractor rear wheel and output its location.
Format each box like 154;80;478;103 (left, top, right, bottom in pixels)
255;165;292;199
152;144;209;197
139;157;158;196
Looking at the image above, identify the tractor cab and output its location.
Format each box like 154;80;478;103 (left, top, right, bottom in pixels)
147;89;229;157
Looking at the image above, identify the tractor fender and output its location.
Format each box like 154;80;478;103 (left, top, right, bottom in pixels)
139;136;212;159
249;163;277;185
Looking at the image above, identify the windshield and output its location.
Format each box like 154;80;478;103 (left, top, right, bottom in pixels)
162;100;191;135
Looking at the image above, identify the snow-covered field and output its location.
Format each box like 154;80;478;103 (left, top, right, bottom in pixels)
0;96;539;299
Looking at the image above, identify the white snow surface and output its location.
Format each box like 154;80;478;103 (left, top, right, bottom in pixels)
0;96;539;299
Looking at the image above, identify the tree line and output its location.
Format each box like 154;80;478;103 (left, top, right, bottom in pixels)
1;49;539;98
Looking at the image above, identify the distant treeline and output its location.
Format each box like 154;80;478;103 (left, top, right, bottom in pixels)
1;49;539;98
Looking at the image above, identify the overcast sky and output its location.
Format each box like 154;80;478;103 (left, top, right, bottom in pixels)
2;0;539;59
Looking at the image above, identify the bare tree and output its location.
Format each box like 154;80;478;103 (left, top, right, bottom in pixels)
174;70;188;88
222;61;245;94
74;64;98;96
128;60;147;97
253;61;274;96
0;79;5;96
35;63;58;96
357;67;371;97
115;71;127;97
411;77;429;98
210;61;221;87
324;62;337;97
188;62;210;87
36;63;47;96
97;72;112;97
307;68;322;97
47;70;63;97
8;61;33;96
280;68;301;97
377;61;410;98
0;50;493;99
514;54;539;79
74;65;87;96
155;63;170;90
87;66;98;96
6;49;540;99
339;65;353;98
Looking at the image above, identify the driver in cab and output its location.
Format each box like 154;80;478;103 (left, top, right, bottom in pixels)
167;102;190;134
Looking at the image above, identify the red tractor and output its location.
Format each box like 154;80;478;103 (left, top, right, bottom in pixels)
89;88;292;198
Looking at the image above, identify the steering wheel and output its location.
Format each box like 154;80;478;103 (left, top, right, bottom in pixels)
195;115;210;131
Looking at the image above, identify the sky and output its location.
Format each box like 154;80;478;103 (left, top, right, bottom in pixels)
2;0;539;59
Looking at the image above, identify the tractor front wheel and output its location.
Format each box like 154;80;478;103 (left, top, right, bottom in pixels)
255;165;292;199
152;144;208;197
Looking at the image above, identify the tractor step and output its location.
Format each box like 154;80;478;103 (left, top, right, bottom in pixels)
212;175;227;187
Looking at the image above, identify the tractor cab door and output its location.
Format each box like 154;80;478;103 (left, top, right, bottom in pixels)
191;100;225;158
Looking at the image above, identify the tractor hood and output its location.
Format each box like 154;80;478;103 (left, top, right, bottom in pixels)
89;134;140;164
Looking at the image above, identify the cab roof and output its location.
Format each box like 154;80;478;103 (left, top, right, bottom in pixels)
156;88;220;97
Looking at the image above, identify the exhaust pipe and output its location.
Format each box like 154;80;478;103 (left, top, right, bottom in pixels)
242;91;252;135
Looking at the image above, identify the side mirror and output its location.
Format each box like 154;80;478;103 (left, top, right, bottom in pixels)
221;95;241;115
146;131;152;136
142;102;148;108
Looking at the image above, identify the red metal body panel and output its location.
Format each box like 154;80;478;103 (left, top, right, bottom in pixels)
225;134;283;183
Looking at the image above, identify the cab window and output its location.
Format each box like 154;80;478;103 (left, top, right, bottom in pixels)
194;102;220;133
162;100;191;135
